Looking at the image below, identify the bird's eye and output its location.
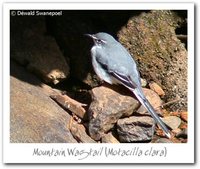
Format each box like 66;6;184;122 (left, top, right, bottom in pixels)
96;39;103;44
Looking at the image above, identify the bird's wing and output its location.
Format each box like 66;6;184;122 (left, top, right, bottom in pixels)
95;53;138;90
110;71;138;90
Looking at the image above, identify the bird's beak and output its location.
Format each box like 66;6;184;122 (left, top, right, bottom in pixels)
84;34;97;40
84;34;93;38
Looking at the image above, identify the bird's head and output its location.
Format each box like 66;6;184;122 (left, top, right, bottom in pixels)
85;32;116;46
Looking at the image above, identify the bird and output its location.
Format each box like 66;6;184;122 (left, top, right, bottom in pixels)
85;32;171;139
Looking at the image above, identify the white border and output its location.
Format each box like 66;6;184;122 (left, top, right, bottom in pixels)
3;2;194;163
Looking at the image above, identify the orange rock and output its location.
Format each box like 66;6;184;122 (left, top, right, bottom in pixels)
180;111;188;122
170;111;180;116
137;88;163;116
155;128;166;137
149;82;165;96
180;123;187;129
172;128;182;134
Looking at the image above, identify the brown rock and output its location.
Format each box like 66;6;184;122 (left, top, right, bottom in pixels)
101;133;120;143
88;85;140;140
136;88;163;116
50;94;87;119
180;111;188;122
10;62;76;143
69;119;96;143
10;15;69;84
117;116;155;142
149;82;165;96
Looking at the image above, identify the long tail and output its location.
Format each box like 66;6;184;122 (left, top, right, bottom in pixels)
133;88;171;138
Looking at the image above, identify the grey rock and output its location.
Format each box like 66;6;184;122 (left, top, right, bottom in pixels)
162;116;181;130
154;138;173;143
117;116;155;142
118;10;187;111
176;128;187;138
88;85;140;140
10;62;76;143
141;78;147;87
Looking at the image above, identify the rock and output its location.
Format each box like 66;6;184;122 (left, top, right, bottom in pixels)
180;122;187;129
10;61;76;143
170;111;180;116
117;116;155;142
154;138;173;143
141;78;147;87
88;85;140;140
69;119;96;143
118;10;187;111
46;11;132;87
46;11;96;87
172;128;182;135
101;133;120;143
50;94;87;119
176;128;187;138
180;111;188;122
162;116;181;130
136;88;163;116
149;82;165;96
10;15;69;84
